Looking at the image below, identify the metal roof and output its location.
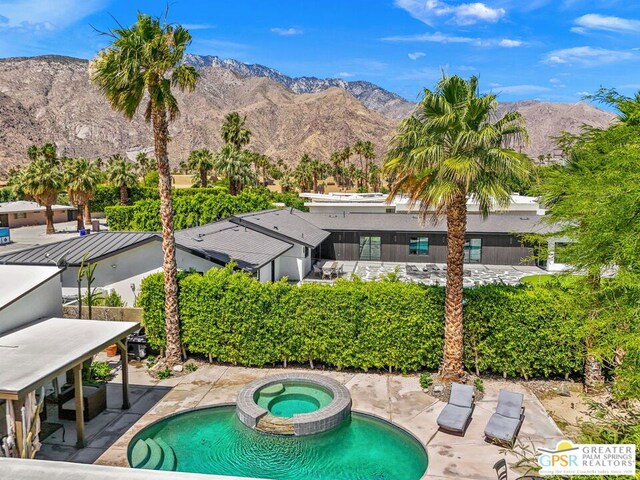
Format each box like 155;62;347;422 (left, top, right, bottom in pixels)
0;232;159;266
175;220;293;271
296;212;557;235
230;209;330;248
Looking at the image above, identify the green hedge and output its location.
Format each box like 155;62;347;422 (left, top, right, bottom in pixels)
90;185;229;212
105;188;306;231
139;267;586;376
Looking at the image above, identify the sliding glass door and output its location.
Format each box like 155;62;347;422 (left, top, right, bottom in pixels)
359;236;381;261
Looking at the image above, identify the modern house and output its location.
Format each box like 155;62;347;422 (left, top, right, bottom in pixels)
0;232;216;305
0;201;75;228
176;209;329;282
300;192;545;215
296;211;555;266
0;265;138;458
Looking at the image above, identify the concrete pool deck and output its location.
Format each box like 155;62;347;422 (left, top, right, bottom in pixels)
91;363;564;479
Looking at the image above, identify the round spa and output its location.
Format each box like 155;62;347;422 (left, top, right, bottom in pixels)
236;373;351;435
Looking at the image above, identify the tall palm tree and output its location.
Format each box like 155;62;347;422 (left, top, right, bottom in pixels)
385;75;531;381
214;144;257;195
14;159;63;234
106;155;139;205
294;154;314;191
91;13;198;366
221;112;251;149
186;148;215;187
65;159;102;231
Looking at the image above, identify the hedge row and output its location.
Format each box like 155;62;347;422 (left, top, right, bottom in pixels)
139;266;587;377
90;185;227;212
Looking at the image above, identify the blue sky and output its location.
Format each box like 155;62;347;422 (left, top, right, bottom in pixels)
0;0;639;102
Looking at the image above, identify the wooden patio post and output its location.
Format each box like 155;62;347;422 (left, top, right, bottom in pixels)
11;398;24;458
73;364;85;448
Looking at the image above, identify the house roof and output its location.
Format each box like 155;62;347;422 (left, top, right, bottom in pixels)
296;212;557;235
0;265;62;313
0;201;73;214
230;209;330;248
175;220;293;271
0;317;138;400
0;231;159;266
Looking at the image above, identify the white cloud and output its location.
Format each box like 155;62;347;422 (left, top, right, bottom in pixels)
336;71;354;77
408;51;426;60
498;39;523;47
0;0;106;30
490;84;551;94
574;14;640;33
181;24;216;31
270;27;303;36
576;91;591;96
382;32;524;48
543;46;635;66
394;0;505;26
549;78;566;87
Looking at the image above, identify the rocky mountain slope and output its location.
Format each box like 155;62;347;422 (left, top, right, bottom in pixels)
0;55;395;175
0;55;615;175
183;54;414;120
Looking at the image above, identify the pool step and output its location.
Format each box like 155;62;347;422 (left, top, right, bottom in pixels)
130;439;150;468
156;438;177;471
256;413;295;435
140;438;164;470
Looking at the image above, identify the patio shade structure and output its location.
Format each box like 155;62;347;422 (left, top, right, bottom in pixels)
0;317;139;456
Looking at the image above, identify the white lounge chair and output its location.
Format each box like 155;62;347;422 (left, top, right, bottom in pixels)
436;382;475;435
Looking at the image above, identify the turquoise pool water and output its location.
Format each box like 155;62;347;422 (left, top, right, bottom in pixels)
255;382;333;418
128;406;428;480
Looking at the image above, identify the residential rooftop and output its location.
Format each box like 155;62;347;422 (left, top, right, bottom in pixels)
0;201;74;213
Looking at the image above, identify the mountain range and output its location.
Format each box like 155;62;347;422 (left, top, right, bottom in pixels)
0;54;615;176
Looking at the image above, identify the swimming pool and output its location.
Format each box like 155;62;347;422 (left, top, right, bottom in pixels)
255;381;333;418
128;405;428;480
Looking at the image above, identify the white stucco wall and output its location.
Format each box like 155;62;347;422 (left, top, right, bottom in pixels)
258;262;273;283
60;241;216;306
274;244;311;282
546;238;571;273
0;275;62;335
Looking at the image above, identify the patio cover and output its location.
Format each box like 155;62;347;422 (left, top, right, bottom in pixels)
0;317;139;453
0;317;138;401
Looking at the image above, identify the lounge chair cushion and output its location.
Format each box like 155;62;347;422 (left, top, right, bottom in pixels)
484;413;521;443
437;404;472;432
449;383;474;408
496;390;524;418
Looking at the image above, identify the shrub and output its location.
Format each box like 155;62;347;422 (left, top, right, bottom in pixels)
157;368;172;379
84;361;112;384
106;189;287;231
139;267;587;377
185;362;198;372
419;373;433;389
474;378;484;393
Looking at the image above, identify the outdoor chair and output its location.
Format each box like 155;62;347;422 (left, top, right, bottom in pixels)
58;383;107;422
406;264;420;275
436;382;475;435
337;264;344;277
313;264;323;278
484;390;525;445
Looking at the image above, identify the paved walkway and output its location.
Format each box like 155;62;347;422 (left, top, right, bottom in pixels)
304;261;547;286
92;363;564;479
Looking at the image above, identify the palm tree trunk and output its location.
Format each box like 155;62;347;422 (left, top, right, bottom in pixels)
120;184;129;206
45;205;55;234
440;193;467;381
152;104;182;366
230;179;239;196
200;167;208;188
76;204;84;231
84;204;92;225
313;174;318;193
